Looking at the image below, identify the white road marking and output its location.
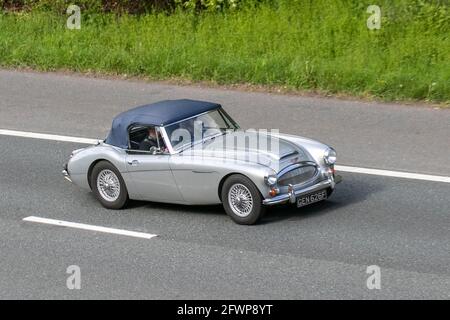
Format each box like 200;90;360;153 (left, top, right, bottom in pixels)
23;216;158;240
1;129;450;184
0;129;99;144
335;165;450;184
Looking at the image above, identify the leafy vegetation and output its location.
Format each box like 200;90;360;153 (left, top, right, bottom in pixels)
0;0;449;102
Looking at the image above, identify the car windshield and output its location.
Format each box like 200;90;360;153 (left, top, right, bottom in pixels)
164;108;239;151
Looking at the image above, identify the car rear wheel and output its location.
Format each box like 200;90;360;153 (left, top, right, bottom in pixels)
91;161;128;209
222;174;266;225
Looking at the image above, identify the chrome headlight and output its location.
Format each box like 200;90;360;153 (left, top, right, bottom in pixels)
264;175;278;186
324;148;337;165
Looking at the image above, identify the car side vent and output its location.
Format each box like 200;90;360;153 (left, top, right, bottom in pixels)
280;151;299;161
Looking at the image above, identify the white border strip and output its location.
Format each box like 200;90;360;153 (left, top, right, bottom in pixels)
336;165;450;184
0;129;99;144
2;129;449;184
23;216;158;240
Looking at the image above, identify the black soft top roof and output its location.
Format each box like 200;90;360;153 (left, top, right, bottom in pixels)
105;99;221;148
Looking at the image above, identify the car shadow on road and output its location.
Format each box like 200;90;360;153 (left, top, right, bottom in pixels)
120;173;385;224
126;200;225;216
261;174;385;224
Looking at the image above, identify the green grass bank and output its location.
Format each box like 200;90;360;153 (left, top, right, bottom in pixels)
0;0;449;103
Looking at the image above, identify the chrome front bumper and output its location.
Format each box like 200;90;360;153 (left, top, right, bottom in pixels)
263;175;342;206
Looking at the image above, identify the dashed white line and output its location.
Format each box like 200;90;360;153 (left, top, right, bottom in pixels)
335;165;450;184
0;129;99;144
23;216;158;240
2;128;450;184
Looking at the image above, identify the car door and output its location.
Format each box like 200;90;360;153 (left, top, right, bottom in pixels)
125;151;184;203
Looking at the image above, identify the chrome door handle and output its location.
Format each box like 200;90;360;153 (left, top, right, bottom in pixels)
127;160;139;166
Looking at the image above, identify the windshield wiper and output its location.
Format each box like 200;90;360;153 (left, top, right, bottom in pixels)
203;131;227;144
177;131;229;153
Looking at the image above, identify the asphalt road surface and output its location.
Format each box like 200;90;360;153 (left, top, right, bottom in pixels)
0;70;449;299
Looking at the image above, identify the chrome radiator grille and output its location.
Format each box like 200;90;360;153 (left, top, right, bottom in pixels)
278;164;317;186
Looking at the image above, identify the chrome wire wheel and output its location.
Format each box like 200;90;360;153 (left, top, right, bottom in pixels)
96;169;121;202
228;183;254;217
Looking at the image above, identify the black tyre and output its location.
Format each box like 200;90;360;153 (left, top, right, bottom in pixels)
90;161;129;209
221;174;266;225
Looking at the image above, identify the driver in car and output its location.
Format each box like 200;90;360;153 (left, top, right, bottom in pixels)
139;127;168;153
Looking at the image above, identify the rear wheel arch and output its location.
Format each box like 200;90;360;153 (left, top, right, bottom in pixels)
90;160;129;209
87;159;109;190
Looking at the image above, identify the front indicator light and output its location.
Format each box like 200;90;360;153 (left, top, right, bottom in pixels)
269;188;279;197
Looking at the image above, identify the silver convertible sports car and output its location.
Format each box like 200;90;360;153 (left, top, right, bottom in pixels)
63;99;341;224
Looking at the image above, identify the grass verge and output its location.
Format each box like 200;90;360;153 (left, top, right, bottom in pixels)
0;1;449;103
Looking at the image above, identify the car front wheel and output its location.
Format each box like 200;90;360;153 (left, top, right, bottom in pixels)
222;174;266;225
91;161;129;209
